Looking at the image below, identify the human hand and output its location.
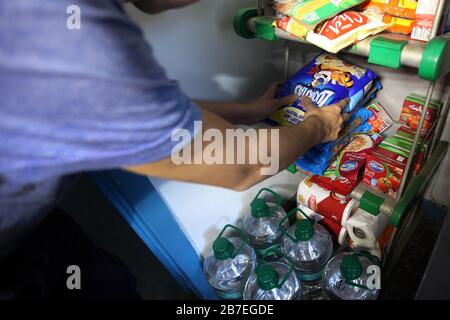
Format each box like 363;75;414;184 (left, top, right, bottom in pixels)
301;96;350;143
244;82;297;124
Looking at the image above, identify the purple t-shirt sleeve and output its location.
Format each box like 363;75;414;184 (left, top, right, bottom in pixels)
0;0;202;182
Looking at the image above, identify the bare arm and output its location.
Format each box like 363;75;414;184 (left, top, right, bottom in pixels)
124;99;347;191
195;82;296;125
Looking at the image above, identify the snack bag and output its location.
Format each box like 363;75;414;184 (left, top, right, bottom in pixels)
275;0;367;30
275;16;310;39
361;0;418;19
366;101;394;134
268;53;379;126
306;11;388;53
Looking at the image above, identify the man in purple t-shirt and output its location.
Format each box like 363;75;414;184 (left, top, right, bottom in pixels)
0;0;346;298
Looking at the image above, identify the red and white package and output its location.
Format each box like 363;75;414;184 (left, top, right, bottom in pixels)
306;11;388;53
297;177;358;227
411;0;440;42
309;175;358;197
323;133;383;183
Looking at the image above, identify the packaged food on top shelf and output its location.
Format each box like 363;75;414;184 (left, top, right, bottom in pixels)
399;94;443;136
361;0;418;20
306;11;388;53
365;12;415;35
275;0;368;31
268;53;379;126
411;0;441;42
276;11;388;53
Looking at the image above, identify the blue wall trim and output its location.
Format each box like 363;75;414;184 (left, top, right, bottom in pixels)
90;170;217;299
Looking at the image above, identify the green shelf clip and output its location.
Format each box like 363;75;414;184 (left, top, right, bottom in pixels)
254;16;277;41
359;191;384;216
233;8;258;39
368;37;408;69
286;164;297;174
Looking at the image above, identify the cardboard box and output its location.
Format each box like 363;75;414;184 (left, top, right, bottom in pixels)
399;94;441;136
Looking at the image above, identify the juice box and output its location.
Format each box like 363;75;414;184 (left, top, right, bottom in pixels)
399;94;442;136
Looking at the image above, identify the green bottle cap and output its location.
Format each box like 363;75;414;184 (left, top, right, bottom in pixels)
256;265;279;291
340;254;362;281
295;219;314;241
212;237;234;260
250;198;270;218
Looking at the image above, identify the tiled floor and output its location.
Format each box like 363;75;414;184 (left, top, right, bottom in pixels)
59;173;443;300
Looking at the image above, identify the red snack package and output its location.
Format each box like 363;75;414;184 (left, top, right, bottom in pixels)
323;133;384;183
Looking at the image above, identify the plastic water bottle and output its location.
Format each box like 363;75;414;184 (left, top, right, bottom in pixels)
281;210;333;300
241;188;287;257
243;261;301;300
323;252;380;300
203;225;257;299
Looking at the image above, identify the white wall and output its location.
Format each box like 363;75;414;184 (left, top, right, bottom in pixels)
126;1;284;101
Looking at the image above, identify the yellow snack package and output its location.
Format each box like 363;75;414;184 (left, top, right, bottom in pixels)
361;0;418;19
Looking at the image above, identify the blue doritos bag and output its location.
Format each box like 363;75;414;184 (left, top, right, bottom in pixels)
268;53;379;126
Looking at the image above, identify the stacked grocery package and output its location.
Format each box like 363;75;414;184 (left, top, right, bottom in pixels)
263;52;443;269
273;0;450;51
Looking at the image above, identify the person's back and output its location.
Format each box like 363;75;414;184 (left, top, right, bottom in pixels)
0;0;201;257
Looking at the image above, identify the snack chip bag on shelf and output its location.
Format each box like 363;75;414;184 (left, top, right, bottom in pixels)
268;53;379;126
306;11;388;53
361;0;418;20
275;0;367;30
275;16;310;39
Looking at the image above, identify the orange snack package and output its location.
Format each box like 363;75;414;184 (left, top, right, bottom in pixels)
361;0;418;20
